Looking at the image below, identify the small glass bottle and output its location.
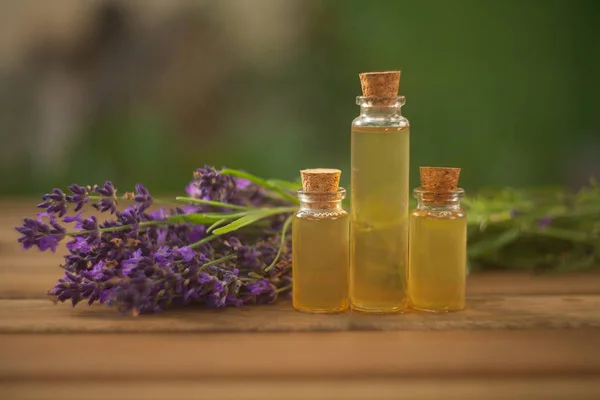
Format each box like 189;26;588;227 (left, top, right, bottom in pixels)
292;168;349;313
408;167;467;312
350;71;410;313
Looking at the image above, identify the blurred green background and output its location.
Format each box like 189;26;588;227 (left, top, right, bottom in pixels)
1;0;598;197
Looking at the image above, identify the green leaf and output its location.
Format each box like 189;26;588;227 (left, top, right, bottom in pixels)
220;169;299;204
468;228;521;258
207;218;228;233
213;208;294;235
530;227;597;244
265;215;293;272
266;179;302;191
167;214;225;224
175;197;251;211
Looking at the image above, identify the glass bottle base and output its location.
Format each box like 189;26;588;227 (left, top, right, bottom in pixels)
350;303;408;314
293;305;349;314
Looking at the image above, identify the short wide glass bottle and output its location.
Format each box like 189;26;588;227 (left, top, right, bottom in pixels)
408;188;467;312
292;188;349;313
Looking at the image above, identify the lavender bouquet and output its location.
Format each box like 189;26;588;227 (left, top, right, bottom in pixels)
15;166;300;315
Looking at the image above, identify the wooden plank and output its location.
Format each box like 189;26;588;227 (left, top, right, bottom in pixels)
2;265;600;300
3;201;600;299
1;331;599;380
2;378;600;400
1;296;599;333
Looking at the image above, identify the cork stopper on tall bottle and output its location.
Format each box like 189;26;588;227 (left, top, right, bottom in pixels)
359;71;401;98
419;167;461;204
300;168;342;209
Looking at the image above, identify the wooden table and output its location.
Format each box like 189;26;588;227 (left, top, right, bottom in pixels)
1;202;599;399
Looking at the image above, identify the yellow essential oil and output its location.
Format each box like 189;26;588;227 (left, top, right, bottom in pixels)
350;71;410;313
408;167;466;312
292;169;349;313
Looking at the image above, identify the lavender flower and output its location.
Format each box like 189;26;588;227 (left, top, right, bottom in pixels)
66;184;89;212
38;189;68;217
19;165;295;315
537;216;552;229
93;181;118;214
188;165;237;202
224;237;262;269
134;184;152;212
15;216;66;252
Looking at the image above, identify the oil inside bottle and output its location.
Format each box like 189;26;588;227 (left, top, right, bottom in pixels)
350;125;410;312
293;211;349;313
409;209;466;312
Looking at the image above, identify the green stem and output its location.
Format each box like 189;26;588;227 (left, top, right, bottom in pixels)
189;234;218;249
66;221;162;236
206;218;228;233
175;197;252;211
276;284;292;294
200;254;236;270
264;215;293;272
87;195;171;205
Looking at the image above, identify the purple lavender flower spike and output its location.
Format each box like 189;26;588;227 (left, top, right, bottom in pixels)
149;208;168;221
121;249;144;276
153;246;171;263
174;246;196;262
134;184;152;212
63;211;85;229
537;216;552;229
234;178;252;189
21;165;296;315
189;165;237;202
247;279;271;296
49;271;83;306
93;181;117;214
15;217;66;252
66;237;90;254
66;184;89;212
185;182;203;199
39;188;68;217
225;237;262;269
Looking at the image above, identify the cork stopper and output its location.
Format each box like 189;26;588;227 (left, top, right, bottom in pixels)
300;168;340;193
299;168;342;210
419;167;461;204
359;71;401;98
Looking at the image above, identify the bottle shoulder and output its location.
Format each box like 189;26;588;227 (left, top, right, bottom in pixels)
352;115;410;129
295;209;348;221
411;209;466;220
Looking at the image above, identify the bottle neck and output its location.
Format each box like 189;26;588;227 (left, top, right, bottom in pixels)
297;188;346;211
357;96;405;120
414;188;464;211
359;106;402;118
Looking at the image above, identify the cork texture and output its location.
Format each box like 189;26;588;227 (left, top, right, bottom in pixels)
300;169;341;193
419;167;461;204
420;167;461;191
359;71;401;98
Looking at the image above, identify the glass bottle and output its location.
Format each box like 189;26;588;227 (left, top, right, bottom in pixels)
409;187;467;312
350;73;410;313
292;169;349;313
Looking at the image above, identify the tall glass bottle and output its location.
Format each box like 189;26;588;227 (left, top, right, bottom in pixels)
350;71;410;313
409;167;466;312
293;169;349;313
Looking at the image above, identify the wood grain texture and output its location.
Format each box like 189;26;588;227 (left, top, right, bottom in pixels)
3;201;600;400
1;295;600;333
1;331;600;380
2;378;600;400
